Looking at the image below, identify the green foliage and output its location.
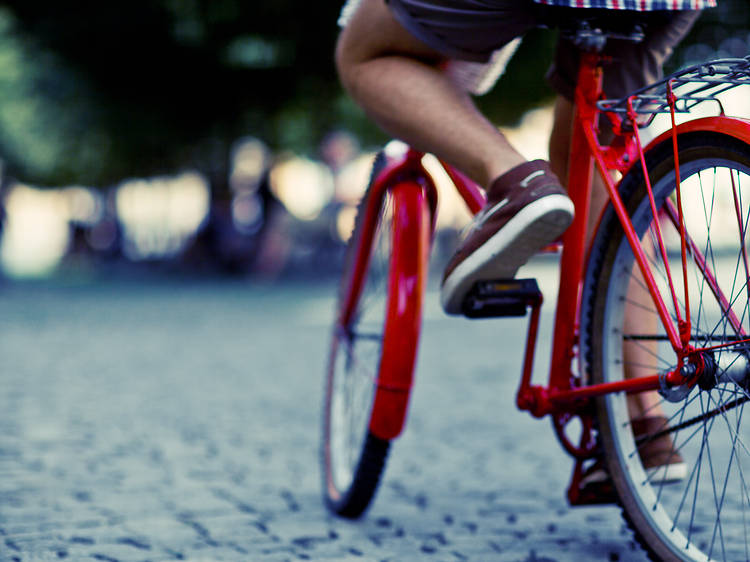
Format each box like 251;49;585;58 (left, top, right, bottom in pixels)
0;0;343;186
0;1;745;187
0;8;107;184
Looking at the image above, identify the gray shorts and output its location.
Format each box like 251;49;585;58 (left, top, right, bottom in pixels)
386;0;700;99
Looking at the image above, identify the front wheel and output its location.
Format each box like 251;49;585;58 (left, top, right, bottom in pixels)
584;132;750;560
322;153;430;518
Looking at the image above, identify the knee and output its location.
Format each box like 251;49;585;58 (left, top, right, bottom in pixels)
334;32;362;97
335;35;353;91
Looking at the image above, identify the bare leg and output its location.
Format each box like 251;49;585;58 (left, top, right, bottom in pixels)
623;269;663;419
335;0;525;189
549;95;661;419
549;96;607;244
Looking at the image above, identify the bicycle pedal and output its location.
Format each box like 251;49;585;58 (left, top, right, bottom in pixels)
462;279;542;319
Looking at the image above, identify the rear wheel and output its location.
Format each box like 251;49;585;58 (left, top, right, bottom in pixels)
322;153;430;518
584;133;750;560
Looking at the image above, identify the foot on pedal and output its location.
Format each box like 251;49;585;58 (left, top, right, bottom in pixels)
440;160;573;315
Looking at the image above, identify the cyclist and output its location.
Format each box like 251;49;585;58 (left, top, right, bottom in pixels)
336;0;716;495
336;0;714;311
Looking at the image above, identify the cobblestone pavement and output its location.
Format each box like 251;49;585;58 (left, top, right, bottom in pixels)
0;261;648;561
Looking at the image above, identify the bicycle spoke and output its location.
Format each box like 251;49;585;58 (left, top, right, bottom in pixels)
621;340;673;370
702;383;750;559
326;187;392;506
645;226;684;325
623;295;663;317
649;401;689;505
674;411;707;539
619;359;668;372
664;200;746;338
705;276;750;345
712;395;750;520
729;168;750;331
350;330;383;342
707;388;750;461
702;396;726;559
624;262;681;328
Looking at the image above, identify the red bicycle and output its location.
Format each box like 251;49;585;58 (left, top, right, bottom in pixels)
322;20;750;561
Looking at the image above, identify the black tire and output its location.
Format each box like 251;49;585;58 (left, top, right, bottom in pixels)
321;151;428;518
582;132;750;560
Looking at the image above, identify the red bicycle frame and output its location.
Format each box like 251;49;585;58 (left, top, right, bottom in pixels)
359;51;750;499
538;56;750;419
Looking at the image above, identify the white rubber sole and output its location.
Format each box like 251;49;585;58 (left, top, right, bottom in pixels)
441;194;574;315
645;461;688;484
581;461;688;487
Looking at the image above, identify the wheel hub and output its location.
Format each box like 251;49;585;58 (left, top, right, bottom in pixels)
659;349;750;401
698;350;750;391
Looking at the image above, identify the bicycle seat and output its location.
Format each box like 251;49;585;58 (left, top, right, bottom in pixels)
563;20;645;53
538;7;652;53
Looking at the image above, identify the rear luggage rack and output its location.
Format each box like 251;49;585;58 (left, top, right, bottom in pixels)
597;56;750;123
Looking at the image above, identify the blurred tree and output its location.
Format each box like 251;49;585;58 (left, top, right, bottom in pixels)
0;0;745;187
0;0;346;187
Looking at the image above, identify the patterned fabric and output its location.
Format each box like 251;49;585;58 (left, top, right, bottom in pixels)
533;0;716;10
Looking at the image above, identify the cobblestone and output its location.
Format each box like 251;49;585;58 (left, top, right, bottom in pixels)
0;264;648;560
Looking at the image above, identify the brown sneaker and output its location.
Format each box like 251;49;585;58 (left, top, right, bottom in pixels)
441;160;574;314
580;415;687;493
633;416;688;483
